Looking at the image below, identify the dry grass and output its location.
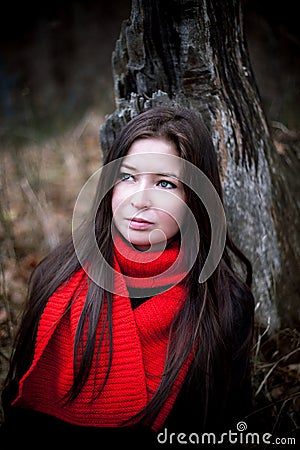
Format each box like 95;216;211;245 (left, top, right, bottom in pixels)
250;325;300;441
0;110;103;423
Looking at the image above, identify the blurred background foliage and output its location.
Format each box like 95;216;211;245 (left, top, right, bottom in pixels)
0;0;299;440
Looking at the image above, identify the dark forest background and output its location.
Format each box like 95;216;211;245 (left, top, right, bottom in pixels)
0;0;299;143
0;0;299;441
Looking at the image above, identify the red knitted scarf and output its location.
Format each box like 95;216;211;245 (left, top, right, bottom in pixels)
13;234;192;431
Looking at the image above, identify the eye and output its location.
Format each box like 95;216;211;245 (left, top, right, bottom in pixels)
118;172;134;182
158;180;177;189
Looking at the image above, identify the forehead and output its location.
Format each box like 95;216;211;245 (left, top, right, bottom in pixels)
123;138;182;175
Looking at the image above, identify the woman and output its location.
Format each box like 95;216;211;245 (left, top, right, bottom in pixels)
1;106;255;447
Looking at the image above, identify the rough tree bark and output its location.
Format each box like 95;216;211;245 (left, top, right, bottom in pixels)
100;0;300;331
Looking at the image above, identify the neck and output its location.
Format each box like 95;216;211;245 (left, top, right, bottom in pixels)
115;229;180;253
130;237;178;252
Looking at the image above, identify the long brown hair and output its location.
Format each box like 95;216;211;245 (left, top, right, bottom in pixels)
4;106;254;428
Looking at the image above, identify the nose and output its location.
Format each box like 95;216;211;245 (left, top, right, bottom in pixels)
130;188;152;209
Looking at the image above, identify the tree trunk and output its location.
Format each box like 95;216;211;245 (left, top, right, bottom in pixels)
100;0;300;331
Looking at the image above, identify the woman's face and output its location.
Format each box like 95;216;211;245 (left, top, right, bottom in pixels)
112;137;186;250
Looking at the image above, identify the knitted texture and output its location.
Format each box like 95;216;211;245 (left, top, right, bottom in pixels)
114;232;186;289
13;236;191;431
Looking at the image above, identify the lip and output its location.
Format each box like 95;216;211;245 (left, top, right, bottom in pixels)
127;217;154;230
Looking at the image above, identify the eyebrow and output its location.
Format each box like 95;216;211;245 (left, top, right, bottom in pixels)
120;163;180;180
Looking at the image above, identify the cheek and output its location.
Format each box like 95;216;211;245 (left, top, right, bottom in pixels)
111;191;118;215
111;187;126;215
168;194;186;219
160;197;187;227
